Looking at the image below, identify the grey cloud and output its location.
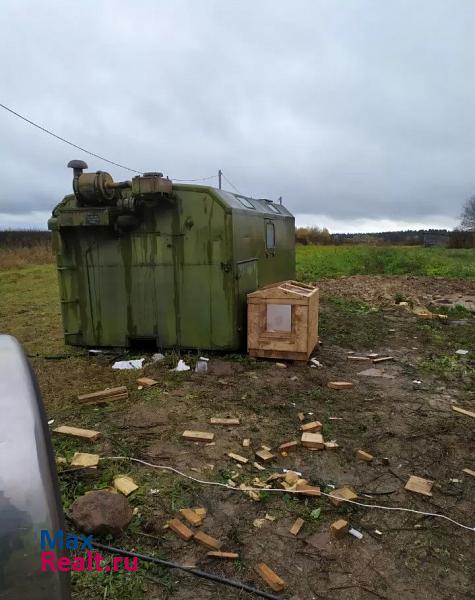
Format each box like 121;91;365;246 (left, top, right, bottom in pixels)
1;0;475;228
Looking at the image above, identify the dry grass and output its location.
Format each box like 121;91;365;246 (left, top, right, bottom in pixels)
0;244;53;270
0;230;53;270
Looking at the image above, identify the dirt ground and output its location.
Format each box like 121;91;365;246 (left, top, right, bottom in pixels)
2;269;475;600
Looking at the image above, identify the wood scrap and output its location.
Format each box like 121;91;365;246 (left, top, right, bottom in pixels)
193;531;222;550
77;386;128;404
255;449;275;462
356;449;374;462
70;452;100;468
452;405;475;419
330;519;349;538
228;452;248;464
209;417;240;425
207;551;238;559
301;421;322;432
168;518;194;541
136;377;159;387
329;486;357;506
289;517;304;536
182;431;214;442
301;432;324;449
327;381;353;390
113;476;138;496
255;562;286;592
180;508;203;527
404;475;433;497
53;425;100;442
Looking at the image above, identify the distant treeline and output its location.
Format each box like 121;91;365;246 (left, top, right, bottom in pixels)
296;227;475;248
0;229;51;248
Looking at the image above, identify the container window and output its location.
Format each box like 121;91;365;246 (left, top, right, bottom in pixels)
236;195;255;209
266;222;275;250
266;304;292;332
266;202;280;214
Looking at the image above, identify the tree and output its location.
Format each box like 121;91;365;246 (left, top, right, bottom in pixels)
460;196;475;230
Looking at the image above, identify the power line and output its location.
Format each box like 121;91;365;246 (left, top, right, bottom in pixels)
221;172;242;195
0;101;245;193
173;174;217;182
0;101;142;174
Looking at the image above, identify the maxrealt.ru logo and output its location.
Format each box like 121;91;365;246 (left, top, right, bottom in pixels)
41;530;138;572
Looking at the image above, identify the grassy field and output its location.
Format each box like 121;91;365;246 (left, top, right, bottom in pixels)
296;245;475;279
1;257;475;599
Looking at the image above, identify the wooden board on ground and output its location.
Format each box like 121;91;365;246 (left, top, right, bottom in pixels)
168;518;194;541
53;425;100;441
327;381;353;390
452;405;475;419
289;517;304;536
180;508;203;527
70;452;100;468
404;475;433;497
255;562;287;592
137;377;159;387
207;551;238;559
182;430;215;442
301;432;324;449
193;531;222;550
329;486;357;506
114;476;138;496
209;417;240;425
255;449;275;462
77;386;128;404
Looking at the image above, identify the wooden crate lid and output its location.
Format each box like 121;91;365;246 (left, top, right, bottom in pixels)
248;280;318;300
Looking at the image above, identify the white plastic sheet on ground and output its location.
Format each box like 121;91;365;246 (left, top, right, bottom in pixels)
112;359;145;370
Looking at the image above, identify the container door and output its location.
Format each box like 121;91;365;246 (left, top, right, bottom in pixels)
236;259;258;344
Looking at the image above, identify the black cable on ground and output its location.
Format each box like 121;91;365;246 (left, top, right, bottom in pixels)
90;540;285;600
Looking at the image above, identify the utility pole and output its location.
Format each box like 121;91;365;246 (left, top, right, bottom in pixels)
218;169;222;190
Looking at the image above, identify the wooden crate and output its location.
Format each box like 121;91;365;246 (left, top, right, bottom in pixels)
247;280;319;361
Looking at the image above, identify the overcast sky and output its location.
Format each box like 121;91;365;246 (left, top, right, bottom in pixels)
1;0;474;232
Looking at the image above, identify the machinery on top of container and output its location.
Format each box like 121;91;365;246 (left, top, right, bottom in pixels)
48;161;295;350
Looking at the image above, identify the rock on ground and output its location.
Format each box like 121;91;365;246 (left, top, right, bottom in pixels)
70;490;133;536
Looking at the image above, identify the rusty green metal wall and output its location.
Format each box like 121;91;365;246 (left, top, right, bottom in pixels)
49;185;294;350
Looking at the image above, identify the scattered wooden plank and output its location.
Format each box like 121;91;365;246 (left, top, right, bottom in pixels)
193;531;222;550
289;517;304;536
275;362;287;368
242;438;251;447
180;508;203;527
253;462;266;471
207;551;239;559
327;381;353;390
278;440;299;453
70;452;100;468
329;486;357;506
356;449;374;462
452;405;475;419
405;475;433;497
295;482;321;496
255;449;275;462
228;452;248;464
301;421;322;433
192;507;208;519
53;425;100;442
462;468;475;478
324;441;339;450
182;431;214;443
209;417;240;425
136;377;159;387
301;432;324;449
114;476;138;496
77;386;128;404
168;518;194;541
372;356;393;363
255;562;286;592
331;519;349;538
297;412;305;422
347;355;371;362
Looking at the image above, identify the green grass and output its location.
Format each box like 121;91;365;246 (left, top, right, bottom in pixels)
296;245;475;280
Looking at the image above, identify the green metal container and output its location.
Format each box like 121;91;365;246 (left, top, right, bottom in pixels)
48;162;295;350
